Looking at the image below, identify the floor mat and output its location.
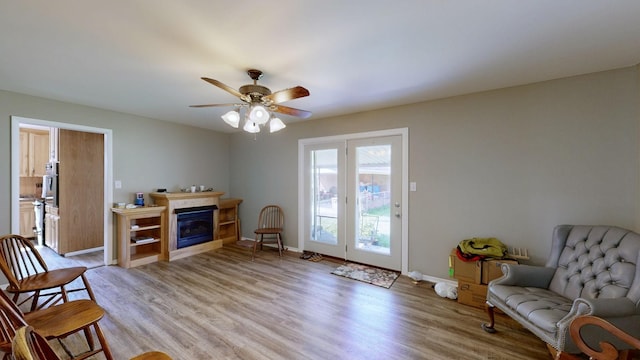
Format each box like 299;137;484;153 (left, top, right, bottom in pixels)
331;262;399;289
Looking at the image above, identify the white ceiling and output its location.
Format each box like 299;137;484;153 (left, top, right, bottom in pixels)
2;1;640;133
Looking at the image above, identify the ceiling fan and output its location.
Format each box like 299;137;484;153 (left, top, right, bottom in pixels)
190;69;311;133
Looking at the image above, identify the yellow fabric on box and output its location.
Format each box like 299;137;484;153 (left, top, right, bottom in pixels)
458;237;507;258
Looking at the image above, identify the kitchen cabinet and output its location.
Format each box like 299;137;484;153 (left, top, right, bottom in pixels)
112;206;166;268
44;205;59;252
19;128;49;177
218;198;242;244
19;200;36;238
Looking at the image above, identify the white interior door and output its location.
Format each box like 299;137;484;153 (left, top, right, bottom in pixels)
301;133;404;271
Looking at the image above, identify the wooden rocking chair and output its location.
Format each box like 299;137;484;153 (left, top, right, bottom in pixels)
0;234;96;311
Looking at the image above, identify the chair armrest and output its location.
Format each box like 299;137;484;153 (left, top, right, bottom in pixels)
570;315;640;359
571;297;638;318
489;264;556;288
557;297;640;344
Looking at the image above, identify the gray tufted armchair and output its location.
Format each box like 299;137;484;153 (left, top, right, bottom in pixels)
482;225;640;356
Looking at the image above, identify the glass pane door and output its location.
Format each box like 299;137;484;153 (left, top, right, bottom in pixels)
304;142;345;258
311;148;338;244
347;136;402;270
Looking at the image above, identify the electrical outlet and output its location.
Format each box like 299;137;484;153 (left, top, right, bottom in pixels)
410;182;417;192
114;180;122;189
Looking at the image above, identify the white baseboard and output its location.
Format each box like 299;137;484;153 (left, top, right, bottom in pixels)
63;246;104;257
240;237;300;253
421;274;458;287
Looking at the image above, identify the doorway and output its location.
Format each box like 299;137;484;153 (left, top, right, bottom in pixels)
299;128;408;273
10;116;114;266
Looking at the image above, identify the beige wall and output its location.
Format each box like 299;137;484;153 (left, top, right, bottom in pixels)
1;66;638;280
0;90;231;237
230;66;640;279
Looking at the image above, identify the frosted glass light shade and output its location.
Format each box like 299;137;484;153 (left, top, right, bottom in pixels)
243;120;260;133
249;105;270;125
221;110;240;128
269;117;286;132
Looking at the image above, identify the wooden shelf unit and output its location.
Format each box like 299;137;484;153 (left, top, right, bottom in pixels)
112;206;166;268
218;198;243;244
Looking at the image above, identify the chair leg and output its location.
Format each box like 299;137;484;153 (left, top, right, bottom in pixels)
276;234;283;257
481;301;497;333
83;327;95;350
30;290;41;312
81;274;97;302
252;235;259;261
92;322;114;360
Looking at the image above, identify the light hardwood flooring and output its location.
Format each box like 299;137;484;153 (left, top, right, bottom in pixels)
16;245;551;359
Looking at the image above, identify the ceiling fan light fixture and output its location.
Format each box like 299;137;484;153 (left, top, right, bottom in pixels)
269;116;286;133
221;109;240;128
249;105;270;125
243;119;261;133
192;69;311;136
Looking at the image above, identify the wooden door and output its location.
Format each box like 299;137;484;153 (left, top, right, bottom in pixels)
58;129;104;254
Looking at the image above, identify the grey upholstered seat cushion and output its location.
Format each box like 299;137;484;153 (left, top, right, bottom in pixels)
491;284;572;333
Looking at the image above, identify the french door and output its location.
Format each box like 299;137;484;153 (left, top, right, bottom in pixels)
301;132;405;271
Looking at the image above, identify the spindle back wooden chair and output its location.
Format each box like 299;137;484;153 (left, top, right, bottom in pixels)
0;234;96;311
12;326;58;360
252;205;285;260
12;325;173;360
0;282;110;360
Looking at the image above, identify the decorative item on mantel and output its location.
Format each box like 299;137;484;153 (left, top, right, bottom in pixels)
180;185;214;193
134;192;144;206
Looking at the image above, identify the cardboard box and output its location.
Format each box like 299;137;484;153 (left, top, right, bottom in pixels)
481;259;519;284
457;280;488;309
450;249;482;284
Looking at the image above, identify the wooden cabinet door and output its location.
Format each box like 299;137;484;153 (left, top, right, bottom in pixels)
19;129;50;177
30;132;50;177
19;131;29;177
19;201;35;237
45;204;60;251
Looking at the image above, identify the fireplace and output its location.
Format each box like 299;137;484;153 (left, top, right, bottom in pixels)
175;205;217;249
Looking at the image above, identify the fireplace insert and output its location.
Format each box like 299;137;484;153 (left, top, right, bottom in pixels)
175;205;217;249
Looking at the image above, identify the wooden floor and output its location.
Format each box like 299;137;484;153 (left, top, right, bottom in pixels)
19;245;551;359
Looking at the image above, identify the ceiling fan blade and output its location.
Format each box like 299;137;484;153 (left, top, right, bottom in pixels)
189;103;240;108
272;105;312;119
201;77;243;99
264;86;310;104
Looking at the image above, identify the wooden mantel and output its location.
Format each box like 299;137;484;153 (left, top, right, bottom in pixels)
150;191;225;261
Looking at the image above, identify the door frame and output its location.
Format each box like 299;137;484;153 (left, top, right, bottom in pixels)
298;128;409;274
10;116;114;265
